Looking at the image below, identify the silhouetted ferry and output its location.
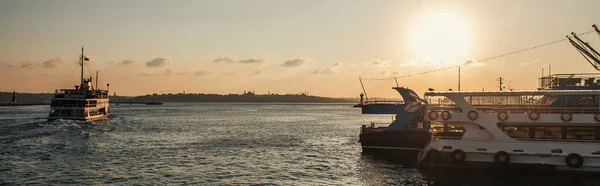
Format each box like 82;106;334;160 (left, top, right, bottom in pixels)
48;48;110;121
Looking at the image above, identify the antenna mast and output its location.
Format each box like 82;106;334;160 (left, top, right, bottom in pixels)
80;47;84;86
497;77;504;91
96;71;99;90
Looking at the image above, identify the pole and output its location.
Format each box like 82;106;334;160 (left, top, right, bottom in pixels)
80;47;84;86
394;78;399;87
359;77;368;101
458;66;461;91
96;71;98;90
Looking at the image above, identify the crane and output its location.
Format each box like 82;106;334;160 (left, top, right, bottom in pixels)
568;24;600;71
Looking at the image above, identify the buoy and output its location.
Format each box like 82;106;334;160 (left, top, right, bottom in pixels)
561;112;573;122
497;111;509;121
468;110;478;121
441;111;451;121
451;149;466;163
528;111;540;121
566;153;583;168
494;151;510;164
428;111;439;120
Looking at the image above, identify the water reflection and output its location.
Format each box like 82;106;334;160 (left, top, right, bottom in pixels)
359;153;600;186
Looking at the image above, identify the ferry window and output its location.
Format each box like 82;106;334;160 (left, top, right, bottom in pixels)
566;127;595;140
579;96;597;106
502;126;530;139
534;127;562;139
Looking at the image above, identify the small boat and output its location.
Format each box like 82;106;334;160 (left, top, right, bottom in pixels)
357;87;460;164
48;48;110;122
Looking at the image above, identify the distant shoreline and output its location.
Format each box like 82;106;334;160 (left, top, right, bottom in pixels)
0;91;359;105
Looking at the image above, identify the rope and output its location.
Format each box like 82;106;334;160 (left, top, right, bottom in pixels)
61;65;79;89
361;30;596;81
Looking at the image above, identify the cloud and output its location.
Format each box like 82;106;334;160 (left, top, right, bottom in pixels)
367;59;393;67
213;56;266;64
146;57;171;67
238;57;266;64
250;70;262;76
462;59;485;67
193;70;210;76
118;60;136;66
281;58;309;67
213;56;235;63
41;57;66;68
310;61;341;75
519;59;539;66
19;61;39;69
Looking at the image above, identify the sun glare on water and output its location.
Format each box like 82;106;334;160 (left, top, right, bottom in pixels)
410;11;470;64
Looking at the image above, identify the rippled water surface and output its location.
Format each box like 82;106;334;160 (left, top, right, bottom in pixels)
4;103;597;186
1;103;432;185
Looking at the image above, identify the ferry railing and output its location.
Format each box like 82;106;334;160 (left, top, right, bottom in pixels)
362;100;403;105
518;139;599;143
427;104;600;114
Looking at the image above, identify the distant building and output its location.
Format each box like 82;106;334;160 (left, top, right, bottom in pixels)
12;91;16;103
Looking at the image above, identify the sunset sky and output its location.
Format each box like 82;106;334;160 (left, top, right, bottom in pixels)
1;0;599;98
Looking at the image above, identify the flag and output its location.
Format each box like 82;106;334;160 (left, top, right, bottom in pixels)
84;57;90;61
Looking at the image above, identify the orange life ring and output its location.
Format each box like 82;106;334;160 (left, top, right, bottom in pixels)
595;113;600;123
561;112;573;122
468;110;478;121
497;111;509;121
428;111;439;120
528;111;540;121
441;111;451;121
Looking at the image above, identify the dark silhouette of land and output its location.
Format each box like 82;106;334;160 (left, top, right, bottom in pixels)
0;91;358;105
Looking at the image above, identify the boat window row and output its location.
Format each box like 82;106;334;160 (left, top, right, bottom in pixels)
54;91;109;99
500;124;599;140
427;95;599;108
51;99;108;107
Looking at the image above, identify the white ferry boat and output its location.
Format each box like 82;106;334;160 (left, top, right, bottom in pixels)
417;74;600;174
48;48;110;121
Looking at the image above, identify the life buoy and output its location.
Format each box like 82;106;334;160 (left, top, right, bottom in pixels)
566;153;583;168
497;111;509;121
594;113;600;123
494;151;510;164
561;112;573;122
468;110;478;121
528;111;540;121
428;111;439;120
441;111;451;121
451;149;466;163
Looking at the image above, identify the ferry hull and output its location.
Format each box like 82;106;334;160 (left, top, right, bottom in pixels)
360;130;431;164
47;113;110;122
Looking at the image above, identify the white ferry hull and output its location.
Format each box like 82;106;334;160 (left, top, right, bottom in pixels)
419;139;600;174
47;113;109;122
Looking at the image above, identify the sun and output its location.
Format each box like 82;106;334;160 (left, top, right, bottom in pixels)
410;11;470;64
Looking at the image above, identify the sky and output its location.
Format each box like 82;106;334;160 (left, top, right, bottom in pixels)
1;0;600;98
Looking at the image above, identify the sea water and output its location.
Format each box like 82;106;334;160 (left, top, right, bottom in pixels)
2;103;597;185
